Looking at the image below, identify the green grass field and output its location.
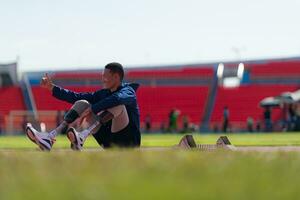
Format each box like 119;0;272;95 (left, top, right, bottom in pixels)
1;133;300;200
2;133;300;149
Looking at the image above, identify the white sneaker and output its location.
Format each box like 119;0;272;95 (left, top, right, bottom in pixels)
26;123;54;151
67;127;88;151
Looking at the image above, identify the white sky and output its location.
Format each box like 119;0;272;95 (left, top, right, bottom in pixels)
1;0;300;72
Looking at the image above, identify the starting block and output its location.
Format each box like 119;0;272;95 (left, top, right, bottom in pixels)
177;134;236;151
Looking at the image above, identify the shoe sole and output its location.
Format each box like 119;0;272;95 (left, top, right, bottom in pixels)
26;127;51;151
67;128;80;151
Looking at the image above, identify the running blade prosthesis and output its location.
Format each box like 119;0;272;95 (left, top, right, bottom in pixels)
177;134;236;151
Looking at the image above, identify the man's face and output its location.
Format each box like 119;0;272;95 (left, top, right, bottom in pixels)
102;69;120;89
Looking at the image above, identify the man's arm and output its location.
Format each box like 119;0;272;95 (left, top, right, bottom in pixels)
41;73;100;104
91;86;136;114
52;85;97;104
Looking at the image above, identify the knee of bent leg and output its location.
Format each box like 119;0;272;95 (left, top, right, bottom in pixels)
73;100;91;113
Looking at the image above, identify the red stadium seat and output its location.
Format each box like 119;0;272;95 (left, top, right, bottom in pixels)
249;61;300;78
0;86;26;116
137;86;209;129
32;86;101;110
127;67;214;79
52;72;101;80
210;85;299;128
0;86;26;132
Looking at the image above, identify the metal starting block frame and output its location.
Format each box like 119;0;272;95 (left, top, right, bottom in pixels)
177;134;236;151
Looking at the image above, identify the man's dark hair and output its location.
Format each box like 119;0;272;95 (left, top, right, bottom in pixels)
105;62;124;81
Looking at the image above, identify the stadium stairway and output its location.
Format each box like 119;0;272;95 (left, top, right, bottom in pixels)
20;79;35;111
200;67;218;132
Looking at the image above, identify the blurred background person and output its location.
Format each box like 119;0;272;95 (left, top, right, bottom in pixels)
222;106;229;133
264;107;272;132
144;114;152;133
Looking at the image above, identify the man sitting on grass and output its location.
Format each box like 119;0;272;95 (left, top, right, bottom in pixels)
26;62;141;151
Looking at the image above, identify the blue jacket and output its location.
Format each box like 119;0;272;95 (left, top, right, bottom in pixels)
52;82;141;145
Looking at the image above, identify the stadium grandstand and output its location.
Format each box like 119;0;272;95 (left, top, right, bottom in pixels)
1;57;300;135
